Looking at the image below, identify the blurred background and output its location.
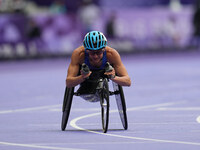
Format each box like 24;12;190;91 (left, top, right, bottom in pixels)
0;0;200;60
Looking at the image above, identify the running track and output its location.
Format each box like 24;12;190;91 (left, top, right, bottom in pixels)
0;51;200;150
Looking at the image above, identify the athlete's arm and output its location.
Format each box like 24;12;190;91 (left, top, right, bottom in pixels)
106;47;131;86
66;47;91;88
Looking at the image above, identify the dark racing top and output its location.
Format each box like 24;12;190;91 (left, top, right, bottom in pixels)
77;50;107;94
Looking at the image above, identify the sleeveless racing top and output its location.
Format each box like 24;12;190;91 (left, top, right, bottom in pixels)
84;50;107;70
77;50;107;95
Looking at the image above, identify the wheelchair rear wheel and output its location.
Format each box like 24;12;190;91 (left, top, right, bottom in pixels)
112;82;128;130
100;78;110;133
61;87;74;131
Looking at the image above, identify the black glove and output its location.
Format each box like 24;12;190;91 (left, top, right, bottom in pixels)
81;63;90;75
105;62;115;79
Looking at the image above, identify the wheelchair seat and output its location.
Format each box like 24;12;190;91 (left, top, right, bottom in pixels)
75;69;106;102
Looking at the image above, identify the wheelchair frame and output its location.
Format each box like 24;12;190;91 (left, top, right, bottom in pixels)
61;78;128;133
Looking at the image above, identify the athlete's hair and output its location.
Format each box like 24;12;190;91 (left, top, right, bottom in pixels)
83;31;107;50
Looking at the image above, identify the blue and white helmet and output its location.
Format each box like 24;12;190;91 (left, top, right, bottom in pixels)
83;31;107;50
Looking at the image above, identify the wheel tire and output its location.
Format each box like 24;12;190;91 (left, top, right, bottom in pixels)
113;82;128;130
61;87;74;131
100;78;110;133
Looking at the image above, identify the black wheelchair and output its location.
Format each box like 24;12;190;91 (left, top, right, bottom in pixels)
61;67;128;133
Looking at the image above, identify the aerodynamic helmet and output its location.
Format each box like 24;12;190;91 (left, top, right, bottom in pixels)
83;31;107;50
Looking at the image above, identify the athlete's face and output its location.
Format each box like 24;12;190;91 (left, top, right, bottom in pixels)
87;48;105;64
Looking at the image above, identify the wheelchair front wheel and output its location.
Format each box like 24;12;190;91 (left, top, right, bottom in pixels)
100;78;110;133
61;87;74;131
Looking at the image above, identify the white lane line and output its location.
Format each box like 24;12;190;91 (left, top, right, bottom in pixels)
0;104;61;114
196;116;200;123
157;107;200;111
49;108;100;112
0;102;177;115
131;122;197;125
29;121;197;128
70;103;200;146
0;141;85;150
0;105;100;114
127;102;177;111
32;141;150;146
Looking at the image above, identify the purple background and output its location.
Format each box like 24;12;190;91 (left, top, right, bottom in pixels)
0;5;195;58
0;8;192;54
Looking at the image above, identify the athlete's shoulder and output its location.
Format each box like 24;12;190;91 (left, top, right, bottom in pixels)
106;46;119;58
106;46;118;53
71;46;85;64
106;46;121;64
73;46;85;54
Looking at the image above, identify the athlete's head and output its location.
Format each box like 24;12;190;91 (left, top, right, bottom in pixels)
83;31;107;50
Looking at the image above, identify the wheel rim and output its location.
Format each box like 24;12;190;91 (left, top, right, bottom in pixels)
101;79;109;133
116;94;127;129
112;82;128;130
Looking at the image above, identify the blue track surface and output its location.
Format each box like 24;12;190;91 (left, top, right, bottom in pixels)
0;51;200;150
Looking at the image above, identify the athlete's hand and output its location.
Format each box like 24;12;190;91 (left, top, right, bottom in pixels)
80;70;92;80
104;68;116;79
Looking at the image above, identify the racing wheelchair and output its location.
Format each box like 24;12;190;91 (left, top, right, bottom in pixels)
61;63;128;133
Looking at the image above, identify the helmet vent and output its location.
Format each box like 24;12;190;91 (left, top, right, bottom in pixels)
83;31;107;50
